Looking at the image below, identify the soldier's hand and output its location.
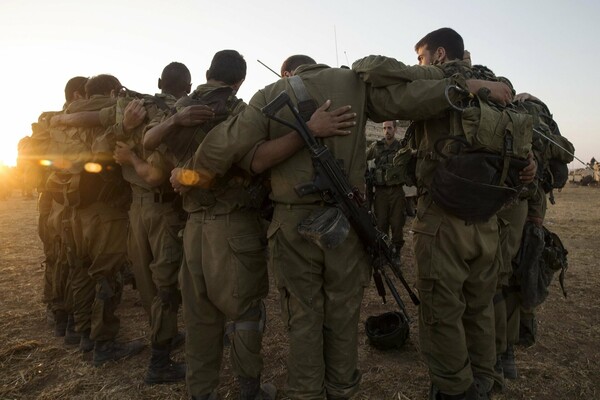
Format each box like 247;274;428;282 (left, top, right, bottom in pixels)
514;92;540;103
175;105;215;127
113;141;134;165
123;99;147;131
308;100;356;138
466;80;513;106
519;152;537;184
170;168;192;194
50;114;65;127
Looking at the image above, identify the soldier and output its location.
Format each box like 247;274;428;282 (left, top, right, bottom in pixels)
398;27;538;399
155;51;358;400
49;74;145;366
177;51;508;399
502;92;574;378
29;77;88;338
145;50;273;400
366;120;407;253
112;62;192;384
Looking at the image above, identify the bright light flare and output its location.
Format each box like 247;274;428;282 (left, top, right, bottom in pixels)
84;162;103;173
177;168;214;189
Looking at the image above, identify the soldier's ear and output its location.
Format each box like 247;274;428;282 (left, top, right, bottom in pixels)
158;78;163;90
435;47;447;64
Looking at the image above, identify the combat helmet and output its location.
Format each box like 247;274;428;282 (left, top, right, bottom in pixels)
365;311;410;350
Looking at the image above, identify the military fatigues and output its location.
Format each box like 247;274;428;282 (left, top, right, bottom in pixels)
493;199;528;386
195;62;465;399
119;93;185;347
48;96;130;342
29;112;71;319
353;56;502;395
175;83;269;397
366;138;407;250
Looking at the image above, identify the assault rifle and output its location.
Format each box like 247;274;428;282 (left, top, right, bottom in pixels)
261;91;420;312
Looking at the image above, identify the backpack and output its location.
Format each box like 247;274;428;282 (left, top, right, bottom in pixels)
430;62;533;223
165;86;243;165
513;222;568;309
518;99;574;194
112;88;174;190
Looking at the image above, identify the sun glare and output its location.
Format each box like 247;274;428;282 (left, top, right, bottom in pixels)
0;141;18;167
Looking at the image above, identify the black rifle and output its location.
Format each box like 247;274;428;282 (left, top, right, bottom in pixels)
364;167;376;211
262;91;420;312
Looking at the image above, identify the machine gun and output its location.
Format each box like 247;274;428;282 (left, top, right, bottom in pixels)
261;91;420;312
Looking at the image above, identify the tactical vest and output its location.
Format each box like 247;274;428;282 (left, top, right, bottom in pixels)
369;139;405;186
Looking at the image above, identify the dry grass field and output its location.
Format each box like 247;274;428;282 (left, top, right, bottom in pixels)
1;185;598;400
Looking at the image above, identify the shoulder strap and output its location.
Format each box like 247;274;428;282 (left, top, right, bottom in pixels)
288;76;318;122
152;95;171;112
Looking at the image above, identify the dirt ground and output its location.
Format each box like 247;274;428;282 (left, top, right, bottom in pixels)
1;185;598;400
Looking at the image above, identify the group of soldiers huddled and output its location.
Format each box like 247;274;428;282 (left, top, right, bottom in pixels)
18;26;574;400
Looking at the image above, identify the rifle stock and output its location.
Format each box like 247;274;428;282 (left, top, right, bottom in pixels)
262;91;420;309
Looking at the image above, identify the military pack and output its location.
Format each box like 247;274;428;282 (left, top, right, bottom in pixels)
165;86;242;164
430;62;533;223
518;99;574;195
513;222;568;309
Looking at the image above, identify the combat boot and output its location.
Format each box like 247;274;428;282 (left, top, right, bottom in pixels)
238;376;276;400
429;384;466;400
501;344;518;379
46;306;55;326
517;318;536;347
79;330;95;353
92;339;145;367
64;314;80;346
192;392;219;400
54;310;68;337
144;344;186;384
169;331;185;351
465;377;491;400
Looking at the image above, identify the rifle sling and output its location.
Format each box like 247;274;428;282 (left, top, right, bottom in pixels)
288;76;318;122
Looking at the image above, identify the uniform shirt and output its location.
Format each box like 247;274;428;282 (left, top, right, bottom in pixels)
177;83;257;215
192;61;466;205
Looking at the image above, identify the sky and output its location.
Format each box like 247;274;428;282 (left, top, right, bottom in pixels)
1;0;598;170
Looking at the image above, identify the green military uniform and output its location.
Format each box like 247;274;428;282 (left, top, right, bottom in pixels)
175;83;270;397
494;198;528;385
353;57;501;396
118;93;185;347
48;96;130;343
31;111;73;330
366;138;407;251
194;62;466;399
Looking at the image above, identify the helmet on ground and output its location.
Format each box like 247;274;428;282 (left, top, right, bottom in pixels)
365;311;409;350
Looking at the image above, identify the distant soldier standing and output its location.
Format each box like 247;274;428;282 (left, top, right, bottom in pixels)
366;120;407;253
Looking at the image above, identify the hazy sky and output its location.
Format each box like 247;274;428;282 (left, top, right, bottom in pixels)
1;0;598;169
